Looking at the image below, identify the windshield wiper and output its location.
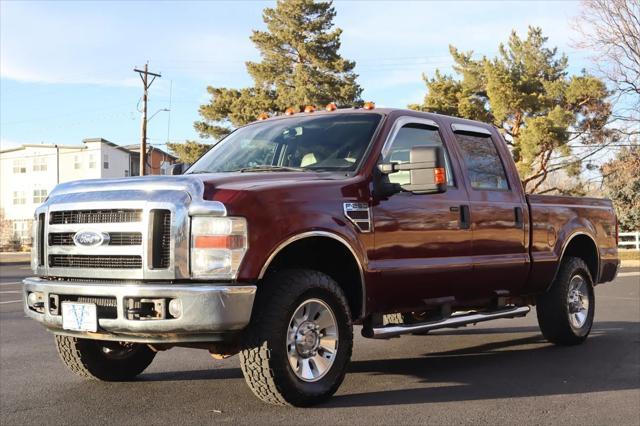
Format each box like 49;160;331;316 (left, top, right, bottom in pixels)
236;165;310;173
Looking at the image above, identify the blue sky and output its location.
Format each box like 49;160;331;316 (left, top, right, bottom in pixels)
1;0;589;151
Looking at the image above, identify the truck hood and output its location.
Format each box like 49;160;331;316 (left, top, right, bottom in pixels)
48;172;346;203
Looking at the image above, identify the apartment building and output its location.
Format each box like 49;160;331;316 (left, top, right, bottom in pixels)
0;138;176;247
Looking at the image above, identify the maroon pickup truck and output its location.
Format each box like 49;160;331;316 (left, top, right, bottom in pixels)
24;107;619;406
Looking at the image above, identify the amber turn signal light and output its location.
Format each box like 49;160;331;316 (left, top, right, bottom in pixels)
304;105;316;113
257;112;269;121
363;101;375;110
284;108;295;116
325;102;337;111
194;235;245;250
434;167;446;185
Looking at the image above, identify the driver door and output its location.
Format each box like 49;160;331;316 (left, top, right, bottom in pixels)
370;117;473;312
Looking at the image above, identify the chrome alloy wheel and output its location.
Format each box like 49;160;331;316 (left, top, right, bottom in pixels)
567;275;590;329
286;299;338;382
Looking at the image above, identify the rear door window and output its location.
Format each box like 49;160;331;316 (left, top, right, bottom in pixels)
452;131;509;190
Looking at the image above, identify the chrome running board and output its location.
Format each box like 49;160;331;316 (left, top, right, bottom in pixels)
370;306;531;339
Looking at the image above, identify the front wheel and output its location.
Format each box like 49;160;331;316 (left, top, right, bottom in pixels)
536;257;595;345
239;269;353;406
55;335;156;381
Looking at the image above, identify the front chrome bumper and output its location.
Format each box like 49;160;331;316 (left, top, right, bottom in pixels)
23;277;256;343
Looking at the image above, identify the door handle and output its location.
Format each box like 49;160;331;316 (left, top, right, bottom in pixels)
514;207;523;228
459;205;470;229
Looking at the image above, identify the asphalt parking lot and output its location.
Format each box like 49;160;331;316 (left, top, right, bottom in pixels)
1;263;639;425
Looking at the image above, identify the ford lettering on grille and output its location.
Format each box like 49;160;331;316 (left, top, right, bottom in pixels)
73;230;110;247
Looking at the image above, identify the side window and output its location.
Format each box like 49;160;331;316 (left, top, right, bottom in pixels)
383;123;455;186
453;132;509;190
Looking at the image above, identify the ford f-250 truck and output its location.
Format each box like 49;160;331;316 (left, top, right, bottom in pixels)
24;106;619;406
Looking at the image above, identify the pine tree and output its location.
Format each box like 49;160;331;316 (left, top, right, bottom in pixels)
602;146;640;232
195;0;362;139
410;27;613;194
166;140;213;164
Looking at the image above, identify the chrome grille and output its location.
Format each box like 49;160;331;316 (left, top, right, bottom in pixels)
49;255;143;269
50;209;142;224
151;210;171;269
48;232;143;246
37;213;45;266
35;188;192;280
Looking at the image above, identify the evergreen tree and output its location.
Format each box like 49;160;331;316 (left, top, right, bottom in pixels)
602;146;640;232
167;140;213;164
410;27;613;194
195;0;362;139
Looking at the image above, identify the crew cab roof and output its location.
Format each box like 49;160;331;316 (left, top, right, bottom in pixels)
249;107;497;134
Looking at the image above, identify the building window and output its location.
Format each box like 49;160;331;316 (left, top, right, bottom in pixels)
13;159;26;174
103;154;109;169
13;191;26;205
74;155;81;170
12;220;32;244
33;188;48;203
33;157;47;172
160;160;171;175
89;154;96;169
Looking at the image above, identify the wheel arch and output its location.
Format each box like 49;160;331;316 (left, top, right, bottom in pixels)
553;232;600;287
258;231;366;320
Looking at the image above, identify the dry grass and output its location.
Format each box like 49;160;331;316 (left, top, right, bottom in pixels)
619;250;640;261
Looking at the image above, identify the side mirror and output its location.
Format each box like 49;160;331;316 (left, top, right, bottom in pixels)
378;146;447;194
169;163;189;175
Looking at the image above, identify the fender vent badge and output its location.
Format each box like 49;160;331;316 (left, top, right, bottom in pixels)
343;202;372;233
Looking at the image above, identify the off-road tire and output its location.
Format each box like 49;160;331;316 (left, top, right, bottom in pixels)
55;335;156;381
536;256;595;346
239;269;353;406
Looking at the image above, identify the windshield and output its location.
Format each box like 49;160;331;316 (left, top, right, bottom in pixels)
188;113;382;173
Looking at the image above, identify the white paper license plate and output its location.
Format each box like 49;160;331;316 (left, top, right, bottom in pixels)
62;302;98;332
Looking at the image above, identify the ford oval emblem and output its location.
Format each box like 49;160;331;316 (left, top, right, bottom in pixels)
73;230;110;247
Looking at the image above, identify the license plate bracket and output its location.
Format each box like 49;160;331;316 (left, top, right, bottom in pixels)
62;302;98;332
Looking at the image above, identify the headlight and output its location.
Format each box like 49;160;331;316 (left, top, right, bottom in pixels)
190;216;248;279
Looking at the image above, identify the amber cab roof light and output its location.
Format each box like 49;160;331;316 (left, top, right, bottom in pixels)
284;108;296;116
304;105;316;113
363;101;375;110
325;102;337;111
257;112;269;121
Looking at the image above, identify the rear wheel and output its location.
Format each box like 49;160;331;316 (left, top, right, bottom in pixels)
536;257;595;345
55;335;156;381
239;269;353;406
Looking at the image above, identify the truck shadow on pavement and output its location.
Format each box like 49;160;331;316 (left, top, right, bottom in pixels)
138;321;639;408
323;321;640;408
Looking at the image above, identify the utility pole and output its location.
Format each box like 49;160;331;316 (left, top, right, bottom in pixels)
54;144;60;184
133;63;161;176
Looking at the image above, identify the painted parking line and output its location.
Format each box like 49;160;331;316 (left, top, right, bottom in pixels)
0;290;22;294
0;300;21;305
617;271;640;277
0;282;22;286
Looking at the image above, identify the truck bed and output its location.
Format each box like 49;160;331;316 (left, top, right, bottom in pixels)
526;194;619;293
